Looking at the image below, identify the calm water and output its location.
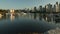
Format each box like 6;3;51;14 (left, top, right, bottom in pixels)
0;13;40;21
1;13;47;21
0;13;58;34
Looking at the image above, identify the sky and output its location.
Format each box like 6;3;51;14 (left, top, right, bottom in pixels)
0;0;60;9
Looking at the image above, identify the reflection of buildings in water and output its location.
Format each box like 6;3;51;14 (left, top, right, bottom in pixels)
10;9;15;21
39;13;41;20
0;14;3;19
10;14;15;21
39;14;43;20
39;14;52;22
34;13;36;19
46;17;48;21
21;13;27;16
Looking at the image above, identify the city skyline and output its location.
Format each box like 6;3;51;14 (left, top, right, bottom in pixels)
0;0;60;9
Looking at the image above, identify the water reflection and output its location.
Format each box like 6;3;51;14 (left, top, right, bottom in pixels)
0;14;3;19
46;17;48;21
0;15;2;19
0;13;60;24
0;13;59;34
10;14;15;21
34;13;36;19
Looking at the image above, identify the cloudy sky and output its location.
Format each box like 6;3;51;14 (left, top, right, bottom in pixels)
0;0;60;9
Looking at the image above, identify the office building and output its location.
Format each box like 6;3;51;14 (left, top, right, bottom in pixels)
45;3;52;12
55;2;59;12
33;7;37;12
59;3;60;12
39;5;43;12
53;5;56;12
10;9;15;13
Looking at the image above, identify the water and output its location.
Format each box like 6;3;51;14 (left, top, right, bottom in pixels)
0;13;59;34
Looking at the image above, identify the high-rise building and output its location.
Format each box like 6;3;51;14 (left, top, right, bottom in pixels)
59;3;60;12
39;5;43;12
10;9;15;13
55;2;59;12
33;7;37;12
56;2;58;5
53;5;56;12
45;3;52;12
42;7;46;12
10;9;15;15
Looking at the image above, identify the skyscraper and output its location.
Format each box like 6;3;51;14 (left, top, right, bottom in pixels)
59;3;60;12
45;3;52;12
53;5;56;12
34;7;37;12
10;9;14;13
55;2;59;12
56;2;58;5
39;5;43;12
